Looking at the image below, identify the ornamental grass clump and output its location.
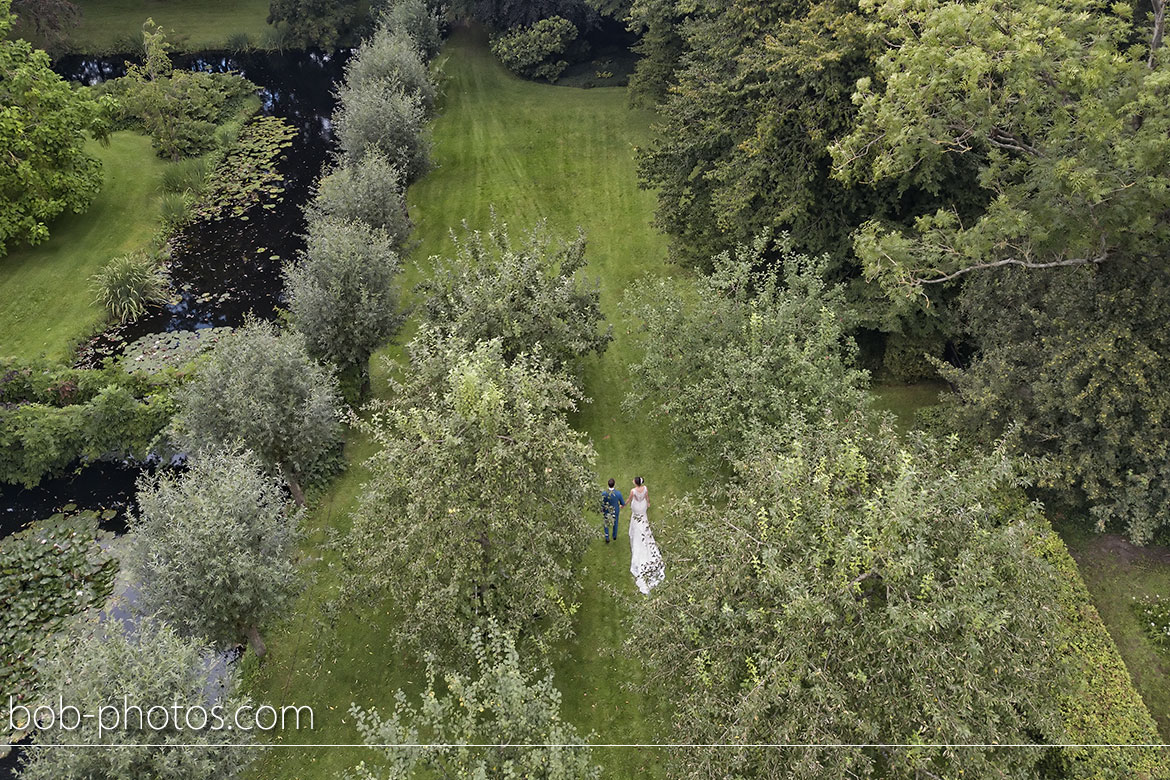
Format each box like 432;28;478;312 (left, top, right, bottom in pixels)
90;251;170;323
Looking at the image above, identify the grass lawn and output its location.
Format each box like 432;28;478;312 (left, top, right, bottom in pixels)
0;131;167;362
68;0;272;52
871;381;948;430
1061;524;1170;738
246;25;681;779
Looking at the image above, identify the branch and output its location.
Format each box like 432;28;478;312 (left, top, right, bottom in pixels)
1151;0;1166;69
915;250;1109;285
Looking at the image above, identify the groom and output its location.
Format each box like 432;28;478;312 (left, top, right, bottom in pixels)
600;478;625;544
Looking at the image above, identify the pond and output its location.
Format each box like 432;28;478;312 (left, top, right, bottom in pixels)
0;48;347;537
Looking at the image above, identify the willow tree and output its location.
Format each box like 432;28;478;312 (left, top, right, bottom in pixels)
127;449;301;658
173;320;342;504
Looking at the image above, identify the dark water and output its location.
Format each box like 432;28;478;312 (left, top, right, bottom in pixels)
52;49;349;366
0;50;345;534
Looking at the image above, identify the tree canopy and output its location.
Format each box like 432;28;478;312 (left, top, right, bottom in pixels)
416;220;610;379
630;414;1074;779
349;623;601;780
19;618;255;780
0;0;110;256
346;336;595;667
127;449;302;657
172;319;343;503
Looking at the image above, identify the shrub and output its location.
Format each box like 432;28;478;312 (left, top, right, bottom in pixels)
416;219;610;379
159;191;193;229
333;79;430;179
377;0;441;61
90;251;170;324
306;149;412;246
490;16;577;82
345;25;435;111
172;319;343;503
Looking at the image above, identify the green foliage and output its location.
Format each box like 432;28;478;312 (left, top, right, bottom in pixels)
0;0;111;255
831;0;1170;294
193;115;297;221
0;359;156;406
490;15;578;81
630;414;1077;778
161;156;211;195
225;30;254;52
346;337;595;668
625;232;869;470
284;216;405;382
267;0;358;48
172;319;342;492
334;78;431;180
348;622;601;780
946;260;1170;544
108;20;257;160
345;24;436;112
635;0;892;269
416;219;610;379
0;376;174;488
378;0;442;61
128;449;302;655
89;250;170;324
307;150;413;247
1135;594;1170;652
470;0;594;29
17;618;257;779
1036;531;1167;778
0;511;115;704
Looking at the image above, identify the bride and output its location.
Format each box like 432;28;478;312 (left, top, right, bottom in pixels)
627;477;665;594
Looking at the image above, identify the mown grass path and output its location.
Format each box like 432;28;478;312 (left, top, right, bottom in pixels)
247;26;685;779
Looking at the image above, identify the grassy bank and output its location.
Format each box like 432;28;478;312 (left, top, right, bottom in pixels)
246;25;679;780
0;131;167;362
1062;525;1170;738
68;0;272;52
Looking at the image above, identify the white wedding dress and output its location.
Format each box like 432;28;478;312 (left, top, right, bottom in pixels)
628;487;665;594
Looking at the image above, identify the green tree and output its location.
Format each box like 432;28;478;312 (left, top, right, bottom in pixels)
630;414;1074;779
334;78;430;181
267;0;358;48
416;219;610;379
378;0;442;62
112;20;256;160
306;149;413;247
946;259;1170;544
17;618;255;779
127;449;302;658
635;0;890;270
284;216;405;394
345;24;436;112
0;0;110;255
490;15;578;81
346;337;595;668
624;233;869;470
172;319;342;504
348;622;600;780
831;0;1170;294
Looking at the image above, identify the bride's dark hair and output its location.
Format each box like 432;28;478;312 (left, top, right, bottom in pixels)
634;476;644;486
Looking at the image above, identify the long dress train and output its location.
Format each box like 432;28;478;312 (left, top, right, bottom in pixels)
628;490;665;594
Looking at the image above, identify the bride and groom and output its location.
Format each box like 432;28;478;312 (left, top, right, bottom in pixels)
601;477;666;595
